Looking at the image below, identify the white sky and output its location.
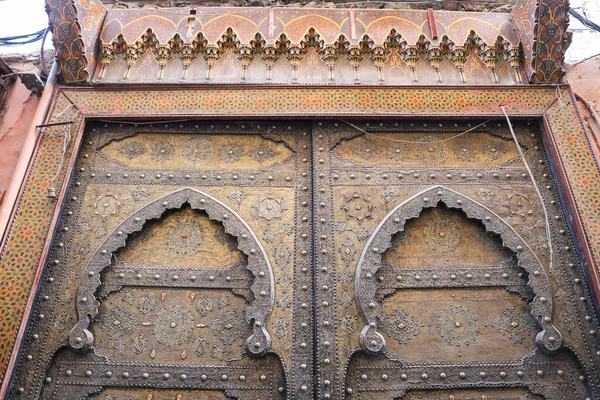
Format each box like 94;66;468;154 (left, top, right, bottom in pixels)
0;0;53;54
0;0;598;61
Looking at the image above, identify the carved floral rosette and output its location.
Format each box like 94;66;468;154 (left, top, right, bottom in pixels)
354;185;561;355
69;188;275;357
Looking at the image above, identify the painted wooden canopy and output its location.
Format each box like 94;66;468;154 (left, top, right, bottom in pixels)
45;0;569;84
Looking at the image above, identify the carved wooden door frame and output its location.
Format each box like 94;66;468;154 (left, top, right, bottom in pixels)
2;85;600;400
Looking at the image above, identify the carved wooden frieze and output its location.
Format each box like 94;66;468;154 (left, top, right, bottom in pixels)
94;8;523;85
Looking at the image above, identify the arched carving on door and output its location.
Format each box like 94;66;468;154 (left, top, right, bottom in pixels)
355;185;561;355
68;187;275;358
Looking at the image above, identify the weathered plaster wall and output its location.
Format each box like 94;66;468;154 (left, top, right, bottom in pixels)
0;61;41;208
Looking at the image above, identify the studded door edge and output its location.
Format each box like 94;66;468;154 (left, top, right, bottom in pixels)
9;121;313;399
314;120;600;399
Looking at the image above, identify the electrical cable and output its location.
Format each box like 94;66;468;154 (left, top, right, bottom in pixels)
0;28;46;46
500;105;553;280
569;8;600;33
341;119;491;144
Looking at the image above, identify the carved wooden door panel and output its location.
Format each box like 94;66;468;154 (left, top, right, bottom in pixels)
12;122;314;399
314;120;600;400
10;119;600;400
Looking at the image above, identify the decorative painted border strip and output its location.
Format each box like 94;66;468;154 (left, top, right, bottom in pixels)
66;86;556;117
1;85;600;397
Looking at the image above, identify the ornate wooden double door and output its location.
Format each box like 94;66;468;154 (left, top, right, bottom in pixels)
12;120;600;399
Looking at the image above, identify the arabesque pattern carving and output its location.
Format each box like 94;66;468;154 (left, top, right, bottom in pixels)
68;187;276;359
355;185;561;355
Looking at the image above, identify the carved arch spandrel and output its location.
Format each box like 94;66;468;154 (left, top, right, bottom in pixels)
68;187;275;358
354;185;561;355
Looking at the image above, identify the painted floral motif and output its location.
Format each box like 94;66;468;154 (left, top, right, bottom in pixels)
352;139;380;160
131;187;150;201
341;192;375;222
138;295;155;314
153;305;195;347
196;296;213;316
119;142;145;159
193;336;207;356
166;220;203;255
423;218;461;253
98;306;137;340
180;138;213;165
151;142;174;161
481;142;508;160
94;192;122;219
274;241;291;269
219;143;243;163
416;135;448;165
437;304;479;346
338;237;357;267
381;308;424;345
388;142;410;161
250;143;275;162
273;317;289;339
491;307;538;344
453;141;476;161
256;196;287;222
132;334;148;354
209;309;246;345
